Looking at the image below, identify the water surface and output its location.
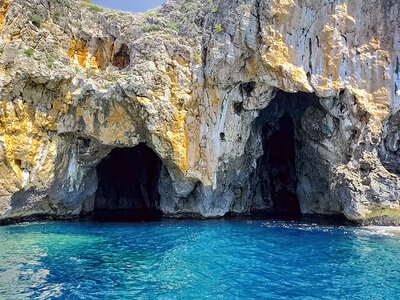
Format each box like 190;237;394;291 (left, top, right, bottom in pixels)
1;220;400;299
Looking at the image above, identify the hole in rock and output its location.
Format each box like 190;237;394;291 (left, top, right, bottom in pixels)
112;44;130;70
233;101;244;115
14;159;22;168
250;91;338;220
94;144;163;221
220;132;226;141
240;81;256;98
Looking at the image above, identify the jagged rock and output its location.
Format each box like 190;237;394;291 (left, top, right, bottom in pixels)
0;0;399;224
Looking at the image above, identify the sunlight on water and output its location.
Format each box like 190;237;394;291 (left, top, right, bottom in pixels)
1;220;400;299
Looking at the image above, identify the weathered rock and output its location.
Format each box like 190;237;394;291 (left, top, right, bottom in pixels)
0;0;399;224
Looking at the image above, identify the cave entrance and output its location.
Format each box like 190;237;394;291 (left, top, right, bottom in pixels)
263;113;301;219
252;91;324;220
94;144;163;221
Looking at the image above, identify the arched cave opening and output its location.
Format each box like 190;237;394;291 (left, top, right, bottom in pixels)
251;91;334;220
94;144;163;221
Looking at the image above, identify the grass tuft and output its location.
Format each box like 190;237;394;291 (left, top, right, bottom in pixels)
24;48;34;57
31;14;42;27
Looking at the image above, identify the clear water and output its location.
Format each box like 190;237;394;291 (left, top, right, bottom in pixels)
1;220;400;299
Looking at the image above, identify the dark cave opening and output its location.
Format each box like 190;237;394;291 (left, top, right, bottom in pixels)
252;91;324;220
264;113;301;219
94;144;163;221
112;44;130;70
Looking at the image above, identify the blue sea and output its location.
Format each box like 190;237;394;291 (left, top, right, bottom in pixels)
1;220;400;299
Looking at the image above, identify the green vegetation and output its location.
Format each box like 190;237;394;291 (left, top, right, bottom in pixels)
87;5;103;13
81;0;103;13
108;72;120;83
145;9;159;18
188;38;196;46
214;24;223;33
124;29;133;38
194;54;202;65
31;14;42;27
142;24;161;32
183;1;198;11
86;68;96;78
166;22;179;32
73;22;82;30
0;48;3;54
65;2;71;8
24;48;34;57
53;10;61;21
179;0;203;28
145;39;153;47
46;53;56;68
210;0;221;13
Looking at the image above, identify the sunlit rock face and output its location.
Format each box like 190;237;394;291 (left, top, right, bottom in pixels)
0;0;399;224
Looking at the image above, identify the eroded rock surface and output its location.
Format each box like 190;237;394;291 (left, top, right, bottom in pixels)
0;0;399;224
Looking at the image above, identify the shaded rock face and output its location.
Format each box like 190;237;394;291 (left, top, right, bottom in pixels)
380;111;400;175
0;0;399;224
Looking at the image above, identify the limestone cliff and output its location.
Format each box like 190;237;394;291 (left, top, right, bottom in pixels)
0;0;399;224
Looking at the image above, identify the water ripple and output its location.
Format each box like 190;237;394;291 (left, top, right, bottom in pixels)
0;220;400;299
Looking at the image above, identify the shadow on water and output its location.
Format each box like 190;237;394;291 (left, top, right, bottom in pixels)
0;208;355;226
92;209;163;222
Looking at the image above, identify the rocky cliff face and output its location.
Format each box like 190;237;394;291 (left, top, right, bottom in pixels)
0;0;399;224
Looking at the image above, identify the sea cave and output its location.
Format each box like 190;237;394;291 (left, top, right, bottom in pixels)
94;144;163;221
250;91;341;219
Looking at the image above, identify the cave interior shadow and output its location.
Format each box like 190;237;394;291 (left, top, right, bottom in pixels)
94;143;163;222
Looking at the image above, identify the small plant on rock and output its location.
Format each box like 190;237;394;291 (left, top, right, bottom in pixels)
194;54;202;65
86;67;96;78
87;5;103;13
24;48;34;57
53;10;61;21
142;24;161;32
214;24;223;33
145;39;153;47
166;22;179;32
145;9;158;18
31;14;42;27
46;53;56;68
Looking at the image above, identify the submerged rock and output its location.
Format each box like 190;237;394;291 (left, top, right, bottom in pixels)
0;0;399;224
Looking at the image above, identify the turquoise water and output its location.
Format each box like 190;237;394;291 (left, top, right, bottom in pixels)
1;220;400;299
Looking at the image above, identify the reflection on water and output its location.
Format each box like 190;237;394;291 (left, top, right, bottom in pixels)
1;220;400;299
